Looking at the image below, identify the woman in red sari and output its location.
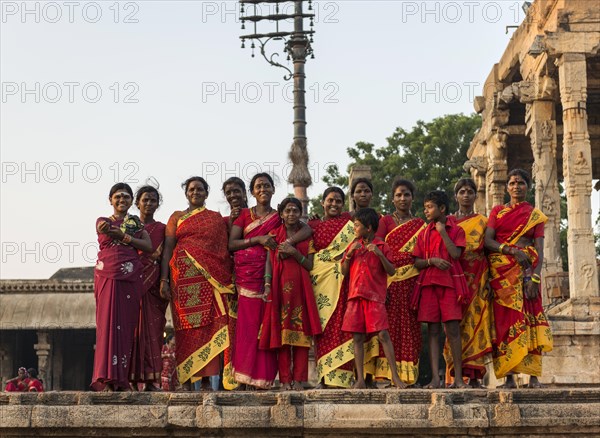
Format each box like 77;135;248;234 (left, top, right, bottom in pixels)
373;178;425;387
229;173;311;389
444;178;492;387
260;197;322;390
160;176;234;390
309;187;356;388
92;183;152;391
4;367;29;392
129;185;168;391
484;169;553;388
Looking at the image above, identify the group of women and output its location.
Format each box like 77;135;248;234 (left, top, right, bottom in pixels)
91;168;553;391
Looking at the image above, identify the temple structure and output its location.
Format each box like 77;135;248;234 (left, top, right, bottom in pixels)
464;0;599;384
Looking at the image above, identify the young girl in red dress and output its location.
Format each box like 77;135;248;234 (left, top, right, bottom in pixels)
259;197;322;390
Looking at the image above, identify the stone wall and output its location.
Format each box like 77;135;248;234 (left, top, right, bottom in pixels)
1;389;599;437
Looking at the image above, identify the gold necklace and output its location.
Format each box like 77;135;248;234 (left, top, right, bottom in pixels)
393;211;412;224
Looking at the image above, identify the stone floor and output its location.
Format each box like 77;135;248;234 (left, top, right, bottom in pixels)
1;388;599;437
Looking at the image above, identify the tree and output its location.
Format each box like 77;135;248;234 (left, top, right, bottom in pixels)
309;113;482;216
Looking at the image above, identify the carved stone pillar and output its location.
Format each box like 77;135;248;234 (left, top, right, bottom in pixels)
486;129;509;211
558;53;599;299
526;98;563;286
464;157;488;215
34;331;51;388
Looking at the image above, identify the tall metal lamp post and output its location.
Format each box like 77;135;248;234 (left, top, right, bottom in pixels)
239;0;315;215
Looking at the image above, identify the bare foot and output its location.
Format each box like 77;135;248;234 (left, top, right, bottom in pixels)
352;380;367;389
423;379;441;389
527;377;543;388
291;381;304;391
469;379;483;389
449;380;469;389
281;382;292;391
497;376;517;389
391;378;407;389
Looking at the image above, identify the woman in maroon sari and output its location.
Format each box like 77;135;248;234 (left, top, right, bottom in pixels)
129;185;168;391
160;177;234;390
373;178;425;387
259;197;322;390
229;173;311;389
309;187;356;388
92;183;152;391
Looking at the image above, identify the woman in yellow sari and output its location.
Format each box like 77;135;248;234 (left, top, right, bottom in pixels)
309;187;357;388
484;169;553;388
444;178;492;387
160;176;234;390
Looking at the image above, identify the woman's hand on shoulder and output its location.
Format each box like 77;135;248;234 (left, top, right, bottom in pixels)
257;234;277;250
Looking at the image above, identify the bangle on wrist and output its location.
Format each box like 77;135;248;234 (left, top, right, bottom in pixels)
498;243;506;254
264;274;272;279
299;256;306;264
160;278;169;283
531;277;541;284
427;258;431;266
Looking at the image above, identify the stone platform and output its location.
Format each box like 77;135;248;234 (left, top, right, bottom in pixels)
1;388;599;437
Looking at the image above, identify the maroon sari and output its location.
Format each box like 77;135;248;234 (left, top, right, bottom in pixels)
130;221;168;383
232;208;280;388
91;216;144;391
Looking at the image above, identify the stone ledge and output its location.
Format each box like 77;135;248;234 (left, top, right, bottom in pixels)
1;388;599;437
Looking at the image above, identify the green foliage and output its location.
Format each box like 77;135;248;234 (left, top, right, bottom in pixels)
309;113;481;216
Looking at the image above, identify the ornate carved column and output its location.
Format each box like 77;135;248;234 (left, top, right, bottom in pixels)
463;156;488;214
34;330;51;389
558;53;599;299
486;128;509;211
525;78;563;284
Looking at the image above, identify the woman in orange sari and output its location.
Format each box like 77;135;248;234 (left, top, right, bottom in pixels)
373;178;425;387
309;187;356;388
484;169;553;388
160;176;234;390
444;178;492;387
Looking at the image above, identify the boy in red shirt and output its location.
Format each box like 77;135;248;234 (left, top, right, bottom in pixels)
341;208;404;389
413;190;468;389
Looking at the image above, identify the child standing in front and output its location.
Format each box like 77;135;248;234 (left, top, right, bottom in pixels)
341;208;405;389
259;197;322;391
413;190;469;389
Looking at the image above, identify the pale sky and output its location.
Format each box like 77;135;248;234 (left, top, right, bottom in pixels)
1;1;597;279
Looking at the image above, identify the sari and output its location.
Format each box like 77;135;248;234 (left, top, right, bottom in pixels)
91;215;144;391
231;208;280;388
161;343;178;390
309;213;359;388
488;202;553;378
259;224;321;350
130;221;168;383
369;216;425;384
167;207;233;385
444;214;493;381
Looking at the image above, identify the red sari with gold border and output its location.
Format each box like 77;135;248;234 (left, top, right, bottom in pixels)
488;202;553;378
166;207;233;385
370;215;425;385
